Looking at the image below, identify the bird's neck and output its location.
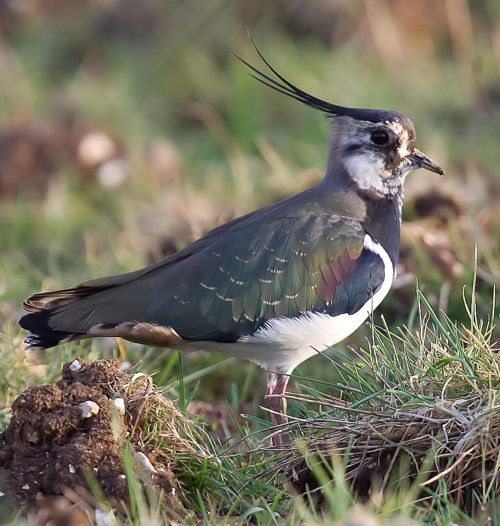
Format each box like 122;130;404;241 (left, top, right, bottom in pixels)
361;190;402;267
318;168;403;267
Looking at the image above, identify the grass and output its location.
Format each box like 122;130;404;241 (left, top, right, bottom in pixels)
274;286;499;522
1;1;500;524
2;285;499;524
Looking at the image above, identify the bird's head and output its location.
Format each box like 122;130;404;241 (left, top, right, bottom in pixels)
330;111;443;196
236;47;444;196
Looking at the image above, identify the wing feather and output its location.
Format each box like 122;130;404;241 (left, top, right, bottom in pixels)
21;197;383;348
155;213;368;341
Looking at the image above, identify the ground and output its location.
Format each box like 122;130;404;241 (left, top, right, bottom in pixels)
0;358;180;521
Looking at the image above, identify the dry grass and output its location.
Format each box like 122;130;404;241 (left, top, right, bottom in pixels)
265;288;500;519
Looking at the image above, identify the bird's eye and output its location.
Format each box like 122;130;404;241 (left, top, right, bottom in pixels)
370;129;390;146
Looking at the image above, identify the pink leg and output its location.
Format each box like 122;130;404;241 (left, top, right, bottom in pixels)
263;372;290;446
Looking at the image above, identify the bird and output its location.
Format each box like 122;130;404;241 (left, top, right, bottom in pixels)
19;48;444;442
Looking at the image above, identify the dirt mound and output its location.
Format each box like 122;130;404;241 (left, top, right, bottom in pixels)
0;358;180;517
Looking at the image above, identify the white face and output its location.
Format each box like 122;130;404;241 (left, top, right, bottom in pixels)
333;116;416;196
342;149;391;195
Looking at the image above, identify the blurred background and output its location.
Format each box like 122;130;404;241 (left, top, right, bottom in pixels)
0;0;499;429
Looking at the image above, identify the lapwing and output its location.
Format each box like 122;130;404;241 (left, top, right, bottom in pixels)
20;49;444;440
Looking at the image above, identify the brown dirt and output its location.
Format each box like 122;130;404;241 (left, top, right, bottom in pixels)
0;358;180;517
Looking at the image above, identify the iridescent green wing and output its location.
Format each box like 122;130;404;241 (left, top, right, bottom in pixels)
158;211;366;341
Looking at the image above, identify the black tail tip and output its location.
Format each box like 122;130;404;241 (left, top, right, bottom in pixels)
19;311;77;350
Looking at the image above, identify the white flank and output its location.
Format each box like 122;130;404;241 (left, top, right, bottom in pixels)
219;234;395;373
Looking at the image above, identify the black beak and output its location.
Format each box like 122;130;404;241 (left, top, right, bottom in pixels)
409;148;445;175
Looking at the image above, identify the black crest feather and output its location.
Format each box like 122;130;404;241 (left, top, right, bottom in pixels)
235;38;401;124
